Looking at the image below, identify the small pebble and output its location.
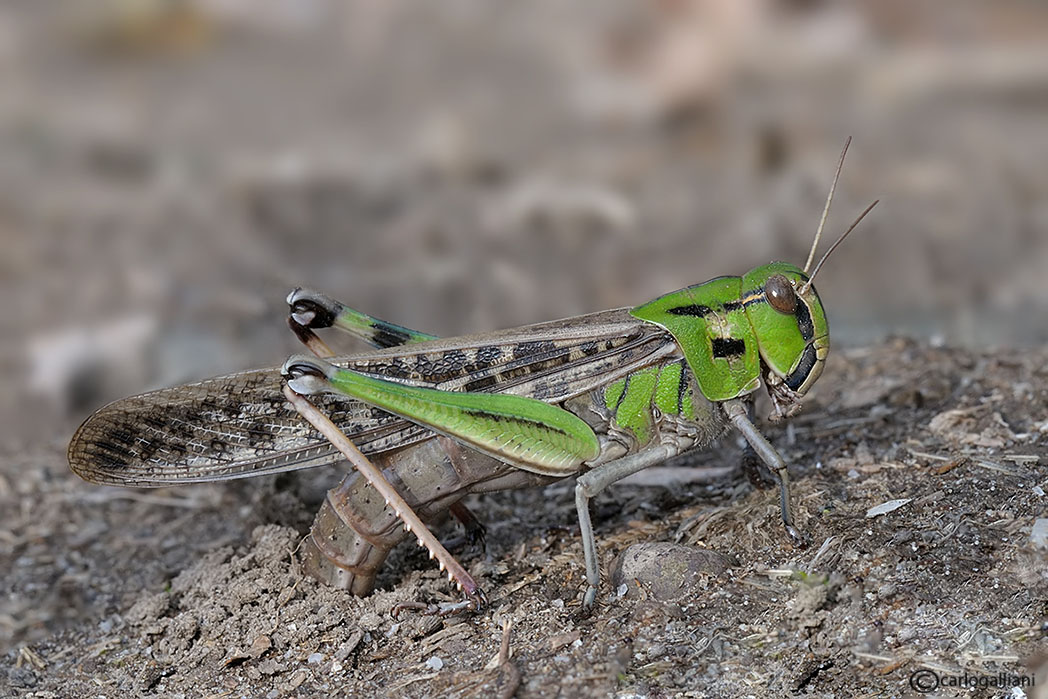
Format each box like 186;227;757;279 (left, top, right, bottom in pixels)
359;612;383;631
307;653;324;665
866;499;912;518
425;656;444;671
286;670;307;690
611;542;732;602
334;630;364;661
1031;518;1048;549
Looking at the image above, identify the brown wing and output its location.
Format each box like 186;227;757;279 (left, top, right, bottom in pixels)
68;309;678;486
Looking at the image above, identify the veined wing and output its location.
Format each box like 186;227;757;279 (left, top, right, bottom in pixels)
68;369;423;487
69;308;678;486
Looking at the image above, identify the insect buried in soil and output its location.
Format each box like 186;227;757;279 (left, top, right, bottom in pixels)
69;140;875;615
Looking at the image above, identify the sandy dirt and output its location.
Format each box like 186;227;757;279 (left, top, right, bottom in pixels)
4;341;1047;697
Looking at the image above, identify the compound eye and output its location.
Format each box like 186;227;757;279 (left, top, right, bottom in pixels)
765;274;797;314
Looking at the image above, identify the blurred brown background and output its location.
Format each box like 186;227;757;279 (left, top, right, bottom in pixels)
2;0;1048;657
4;2;1048;476
6;0;1048;438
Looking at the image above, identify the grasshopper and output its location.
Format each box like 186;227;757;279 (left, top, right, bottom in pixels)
69;141;875;613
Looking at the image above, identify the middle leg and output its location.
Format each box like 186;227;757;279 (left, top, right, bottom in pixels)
574;444;681;607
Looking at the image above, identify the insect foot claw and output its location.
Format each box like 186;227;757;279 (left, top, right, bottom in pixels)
785;524;811;548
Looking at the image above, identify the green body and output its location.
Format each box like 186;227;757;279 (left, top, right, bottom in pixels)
309;261;830;476
69;262;831;486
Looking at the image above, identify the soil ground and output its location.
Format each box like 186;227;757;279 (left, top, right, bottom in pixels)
4;341;1047;697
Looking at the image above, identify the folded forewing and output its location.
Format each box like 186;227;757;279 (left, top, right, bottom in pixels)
68;308;677;486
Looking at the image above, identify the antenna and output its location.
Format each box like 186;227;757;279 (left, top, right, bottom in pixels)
804;136;852;274
799;199;879;295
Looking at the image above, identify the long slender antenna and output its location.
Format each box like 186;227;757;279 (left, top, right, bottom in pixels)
804;136;852;274
799;199;878;295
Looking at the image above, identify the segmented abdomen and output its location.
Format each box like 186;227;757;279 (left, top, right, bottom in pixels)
301;438;551;594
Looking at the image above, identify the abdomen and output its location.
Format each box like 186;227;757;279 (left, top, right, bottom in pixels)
301;438;552;594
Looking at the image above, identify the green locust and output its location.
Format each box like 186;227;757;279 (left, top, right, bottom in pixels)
68;142;875;612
